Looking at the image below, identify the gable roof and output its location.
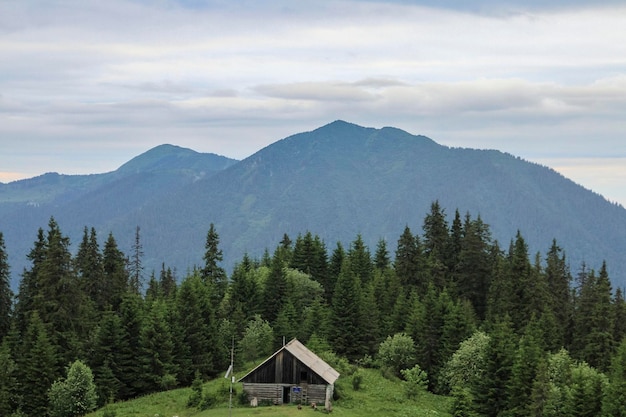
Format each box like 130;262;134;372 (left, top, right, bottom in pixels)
238;338;340;385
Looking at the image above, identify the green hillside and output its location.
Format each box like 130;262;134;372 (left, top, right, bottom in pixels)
87;367;452;417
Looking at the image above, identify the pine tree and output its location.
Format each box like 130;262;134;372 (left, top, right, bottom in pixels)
201;223;227;304
0;232;12;341
347;234;373;285
374;238;390;270
0;341;18;416
395;225;422;289
602;336;626;417
89;309;124;405
329;258;363;360
422;200;450;288
13;227;46;335
505;316;546;417
128;226;144;293
75;227;105;311
139;300;178;393
176;273;216;384
39;217;89;364
573;262;614;371
19;311;58;417
456;214;492;320
614;288;626;346
326;242;345;302
472;315;517;417
117;293;144;400
544;240;572;348
102;232;129;311
261;247;289;323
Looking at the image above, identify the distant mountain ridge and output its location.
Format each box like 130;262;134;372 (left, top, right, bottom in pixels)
2;121;626;289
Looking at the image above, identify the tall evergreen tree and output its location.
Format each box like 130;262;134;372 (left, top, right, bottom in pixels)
201;223;227;304
139;300;178;393
572;262;614;371
374;238;391;270
18;311;58;417
75;227;105;311
544;240;572;348
472;315;517;417
117;293;145;400
602;336;626;417
0;341;18;416
329;258;363;360
90;309;124;406
0;232;12;341
39;217;88;364
128;226;144;293
13;227;46;335
347;234;373;285
176;273;216;384
102;232;128;311
326;242;345;302
422;200;450;288
505;316;547;417
395;225;423;290
261;247;289;323
456;214;492;320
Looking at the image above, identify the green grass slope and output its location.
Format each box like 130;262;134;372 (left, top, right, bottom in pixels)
87;368;452;417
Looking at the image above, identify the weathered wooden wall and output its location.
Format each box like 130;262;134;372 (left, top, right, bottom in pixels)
240;350;327;385
241;383;329;406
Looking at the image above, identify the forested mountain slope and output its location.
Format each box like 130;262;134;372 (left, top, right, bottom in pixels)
1;121;625;288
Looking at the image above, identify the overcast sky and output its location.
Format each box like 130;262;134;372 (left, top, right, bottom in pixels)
1;0;625;205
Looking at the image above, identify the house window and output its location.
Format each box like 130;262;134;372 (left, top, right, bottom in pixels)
300;371;308;382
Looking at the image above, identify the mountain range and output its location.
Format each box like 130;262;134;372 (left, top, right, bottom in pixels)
2;120;625;289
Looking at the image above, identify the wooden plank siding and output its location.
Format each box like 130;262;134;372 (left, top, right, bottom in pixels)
241;383;328;405
240;350;327;385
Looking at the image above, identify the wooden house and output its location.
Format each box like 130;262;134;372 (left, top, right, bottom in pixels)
238;338;340;409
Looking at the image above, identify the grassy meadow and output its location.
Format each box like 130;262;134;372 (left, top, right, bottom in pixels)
87;368;453;417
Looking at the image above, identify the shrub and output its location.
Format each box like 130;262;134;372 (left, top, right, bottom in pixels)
401;364;428;399
378;333;417;377
352;371;364;391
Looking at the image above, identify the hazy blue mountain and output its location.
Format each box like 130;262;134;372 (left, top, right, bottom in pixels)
2;122;626;290
0;144;238;286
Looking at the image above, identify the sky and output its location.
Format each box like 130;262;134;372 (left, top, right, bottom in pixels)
1;0;625;205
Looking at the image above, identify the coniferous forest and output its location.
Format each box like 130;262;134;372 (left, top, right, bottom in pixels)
1;201;626;416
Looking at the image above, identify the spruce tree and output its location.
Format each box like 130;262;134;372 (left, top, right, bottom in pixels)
261;247;289;323
347;234;373;285
395;225;422;289
39;217;89;364
201;223;227;304
472;315;517;417
602;336;626;417
89;309;124;405
75;227;105;311
102;232;128;311
0;341;18;416
505;316;546;417
457;214;492;320
326;242;345;302
329;258;362;360
117;293;144;400
13;227;46;335
139;300;178;393
422;200;450;288
128;225;144;293
19;311;58;417
176;273;216;384
544;240;572;348
0;232;12;341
